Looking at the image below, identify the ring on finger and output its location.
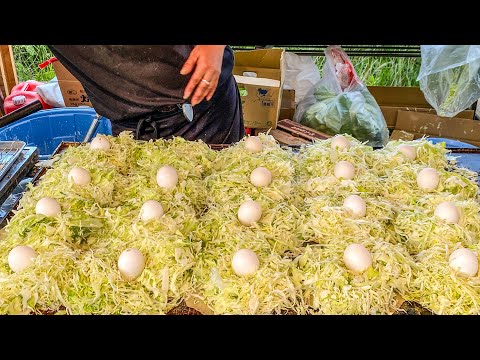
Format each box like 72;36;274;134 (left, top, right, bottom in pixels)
201;79;210;85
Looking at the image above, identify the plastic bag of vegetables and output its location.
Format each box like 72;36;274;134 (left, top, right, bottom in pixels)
417;45;480;118
294;46;389;147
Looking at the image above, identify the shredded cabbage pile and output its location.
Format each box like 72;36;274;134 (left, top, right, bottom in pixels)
0;133;210;314
406;243;480;314
192;213;303;314
295;136;381;200
295;137;480;314
0;132;479;314
300;195;396;244
393;194;480;254
291;238;415;314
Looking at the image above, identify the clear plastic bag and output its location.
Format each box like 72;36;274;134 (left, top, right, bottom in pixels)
417;45;480;118
294;46;389;147
284;52;321;104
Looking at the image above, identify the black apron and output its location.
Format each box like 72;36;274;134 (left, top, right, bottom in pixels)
111;74;245;144
48;45;245;144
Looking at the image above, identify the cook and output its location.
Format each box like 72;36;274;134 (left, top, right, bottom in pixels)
48;45;245;144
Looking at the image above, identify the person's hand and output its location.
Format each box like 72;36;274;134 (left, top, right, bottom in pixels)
180;45;226;106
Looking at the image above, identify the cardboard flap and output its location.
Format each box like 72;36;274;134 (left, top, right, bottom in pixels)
234;49;284;68
234;75;280;88
233;66;281;81
52;60;79;82
368;86;432;108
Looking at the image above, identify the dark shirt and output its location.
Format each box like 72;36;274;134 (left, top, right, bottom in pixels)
48;45;244;143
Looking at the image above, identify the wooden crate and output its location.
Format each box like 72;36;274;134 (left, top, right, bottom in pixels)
254;119;332;146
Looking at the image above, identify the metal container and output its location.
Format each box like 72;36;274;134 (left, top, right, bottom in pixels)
0;141;26;182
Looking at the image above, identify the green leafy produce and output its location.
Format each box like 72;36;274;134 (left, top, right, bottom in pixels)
300;84;389;147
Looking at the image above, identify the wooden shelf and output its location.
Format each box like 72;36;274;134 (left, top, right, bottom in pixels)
0;45;18;97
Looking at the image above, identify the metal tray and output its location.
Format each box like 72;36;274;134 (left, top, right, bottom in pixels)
0;141;26;182
0;147;38;204
0;147;39;225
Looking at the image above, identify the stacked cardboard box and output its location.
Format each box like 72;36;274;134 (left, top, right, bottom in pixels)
367;86;475;129
367;86;478;146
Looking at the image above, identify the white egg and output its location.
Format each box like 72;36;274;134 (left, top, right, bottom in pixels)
118;248;145;281
434;201;460;224
331;135;350;150
90;135;111;150
68;167;91;186
156;165;178;189
35;197;61;217
343;243;372;273
232;249;260;276
237;200;262;226
398;144;417;160
449;248;478;278
334;161;355;180
8;246;37;273
245;136;263;153
250;167;272;187
417;167;440;191
139;200;164;221
343;195;367;218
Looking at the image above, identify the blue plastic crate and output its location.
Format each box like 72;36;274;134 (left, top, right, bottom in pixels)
0;107;112;159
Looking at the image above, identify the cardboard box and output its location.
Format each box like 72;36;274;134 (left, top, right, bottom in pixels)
234;49;285;129
278;89;295;120
394;110;480;147
367;86;475;128
51;60;92;108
